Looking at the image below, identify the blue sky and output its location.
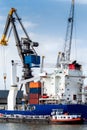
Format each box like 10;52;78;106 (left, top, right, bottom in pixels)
0;0;87;89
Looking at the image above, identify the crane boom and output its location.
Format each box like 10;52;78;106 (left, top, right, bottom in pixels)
64;0;74;62
56;0;75;68
0;8;16;45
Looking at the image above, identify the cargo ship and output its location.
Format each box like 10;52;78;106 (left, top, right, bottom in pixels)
0;0;87;123
0;60;87;121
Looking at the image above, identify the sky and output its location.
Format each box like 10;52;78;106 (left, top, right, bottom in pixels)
0;0;87;89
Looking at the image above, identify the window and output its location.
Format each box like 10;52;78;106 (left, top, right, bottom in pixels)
68;116;70;118
73;95;77;100
67;98;69;100
55;116;57;119
62;93;64;96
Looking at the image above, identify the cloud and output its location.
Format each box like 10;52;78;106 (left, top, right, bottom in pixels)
0;13;38;35
29;33;65;64
22;21;38;29
0;16;6;32
12;21;38;37
0;16;5;21
77;0;87;4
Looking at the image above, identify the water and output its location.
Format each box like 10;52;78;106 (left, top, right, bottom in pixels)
0;123;87;130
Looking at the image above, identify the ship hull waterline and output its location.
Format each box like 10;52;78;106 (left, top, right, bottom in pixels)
0;104;87;120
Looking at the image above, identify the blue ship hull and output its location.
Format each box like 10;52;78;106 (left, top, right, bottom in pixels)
0;104;87;120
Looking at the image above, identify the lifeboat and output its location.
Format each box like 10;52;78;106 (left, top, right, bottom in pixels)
41;95;49;98
50;109;83;124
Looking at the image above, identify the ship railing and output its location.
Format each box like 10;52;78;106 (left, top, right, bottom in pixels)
4;114;50;119
25;115;50;119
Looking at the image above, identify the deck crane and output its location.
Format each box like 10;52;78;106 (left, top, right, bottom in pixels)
57;0;74;67
0;8;40;110
64;0;74;62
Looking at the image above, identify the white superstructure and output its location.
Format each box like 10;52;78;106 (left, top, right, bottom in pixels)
40;61;85;104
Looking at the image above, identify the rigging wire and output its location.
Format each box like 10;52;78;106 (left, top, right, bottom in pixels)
1;26;13;90
1;46;7;90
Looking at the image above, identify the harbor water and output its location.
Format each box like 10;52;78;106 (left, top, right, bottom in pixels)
0;123;87;130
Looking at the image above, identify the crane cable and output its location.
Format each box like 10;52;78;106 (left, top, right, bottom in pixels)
1;26;12;90
1;46;7;90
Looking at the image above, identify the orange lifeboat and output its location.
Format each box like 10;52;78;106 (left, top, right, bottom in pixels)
42;95;49;98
